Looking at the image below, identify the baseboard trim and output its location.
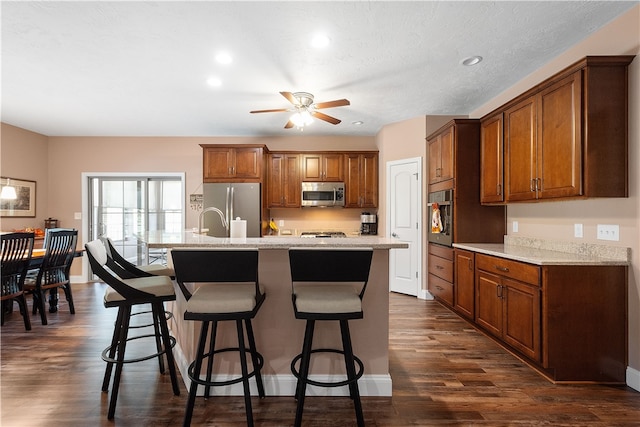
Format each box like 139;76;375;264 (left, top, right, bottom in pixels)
419;289;434;300
627;366;640;392
173;342;392;397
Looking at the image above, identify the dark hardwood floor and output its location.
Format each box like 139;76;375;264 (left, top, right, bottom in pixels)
1;282;639;426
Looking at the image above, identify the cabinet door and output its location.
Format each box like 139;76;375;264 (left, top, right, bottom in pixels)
454;249;475;320
428;136;441;184
537;71;582;199
505;96;537;202
203;148;234;180
502;277;541;362
323;153;344;181
302;154;322;181
282;154;301;207
475;270;502;338
233;147;262;179
439;126;454;182
267;154;285;207
345;153;378;208
480;113;504;203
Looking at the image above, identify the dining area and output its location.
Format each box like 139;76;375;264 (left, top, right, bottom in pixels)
1;229;81;330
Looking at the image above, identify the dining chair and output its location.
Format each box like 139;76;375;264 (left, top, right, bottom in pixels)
101;237;174;278
1;232;35;331
85;239;180;420
24;229;78;325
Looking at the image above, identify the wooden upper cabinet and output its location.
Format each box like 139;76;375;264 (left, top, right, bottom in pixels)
202;145;265;182
480;113;504;204
428;125;454;186
505;72;582;202
267;153;301;208
486;55;634;204
301;153;344;181
345;152;378;208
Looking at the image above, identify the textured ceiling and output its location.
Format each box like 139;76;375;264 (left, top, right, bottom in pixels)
1;1;636;137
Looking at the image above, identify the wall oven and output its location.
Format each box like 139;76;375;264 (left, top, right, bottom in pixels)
301;182;345;207
428;189;453;246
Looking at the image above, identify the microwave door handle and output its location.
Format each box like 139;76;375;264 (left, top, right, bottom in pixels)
333;188;337;206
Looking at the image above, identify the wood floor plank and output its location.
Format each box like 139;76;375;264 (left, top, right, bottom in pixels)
1;282;639;426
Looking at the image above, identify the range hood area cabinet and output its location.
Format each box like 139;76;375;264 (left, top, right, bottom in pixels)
480;55;635;204
266;151;379;209
201;144;267;183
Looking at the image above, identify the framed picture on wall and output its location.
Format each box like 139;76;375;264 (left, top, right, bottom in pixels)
1;177;36;217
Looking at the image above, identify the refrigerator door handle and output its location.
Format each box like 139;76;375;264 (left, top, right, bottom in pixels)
229;186;234;225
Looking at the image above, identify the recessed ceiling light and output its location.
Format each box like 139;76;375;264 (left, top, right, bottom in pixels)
207;77;222;87
311;34;330;48
352;121;364;126
462;55;483;66
215;52;233;65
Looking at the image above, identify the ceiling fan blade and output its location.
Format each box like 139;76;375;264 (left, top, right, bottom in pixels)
284;120;295;129
280;91;298;105
314;99;350;109
250;108;290;114
312;111;341;125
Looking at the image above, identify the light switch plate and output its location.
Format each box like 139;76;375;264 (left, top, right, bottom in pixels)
574;223;583;238
512;221;518;233
74;212;82;220
597;224;619;241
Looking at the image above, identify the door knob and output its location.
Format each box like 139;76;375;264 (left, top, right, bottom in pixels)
391;232;398;238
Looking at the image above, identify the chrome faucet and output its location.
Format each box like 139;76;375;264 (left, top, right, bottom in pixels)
198;206;229;236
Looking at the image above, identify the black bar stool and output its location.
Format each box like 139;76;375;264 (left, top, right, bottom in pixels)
85;239;180;420
288;247;373;427
171;248;266;427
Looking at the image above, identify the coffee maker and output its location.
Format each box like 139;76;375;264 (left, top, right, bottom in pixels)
360;212;378;235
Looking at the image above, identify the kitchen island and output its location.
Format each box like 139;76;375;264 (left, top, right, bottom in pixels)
139;230;408;397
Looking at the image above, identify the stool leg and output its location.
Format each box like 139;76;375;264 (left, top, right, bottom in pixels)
340;320;364;427
294;319;315;427
204;320;218;399
108;304;132;420
245;318;265;398
184;321;209;427
102;307;125;392
236;319;254;427
155;301;180;396
151;303;166;374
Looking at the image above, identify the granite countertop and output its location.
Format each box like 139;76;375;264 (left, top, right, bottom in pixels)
453;236;630;266
139;230;408;250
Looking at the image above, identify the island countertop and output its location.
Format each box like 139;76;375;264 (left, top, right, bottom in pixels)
139;230;408;250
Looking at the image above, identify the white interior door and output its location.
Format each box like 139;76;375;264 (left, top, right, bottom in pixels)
387;157;421;296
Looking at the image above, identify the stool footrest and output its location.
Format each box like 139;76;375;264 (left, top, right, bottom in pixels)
291;348;364;388
101;334;177;364
188;347;264;387
126;309;173;330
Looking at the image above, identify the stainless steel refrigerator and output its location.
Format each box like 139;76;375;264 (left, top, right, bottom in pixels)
202;183;261;237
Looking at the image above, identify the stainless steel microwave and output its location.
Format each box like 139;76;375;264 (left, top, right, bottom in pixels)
301;182;345;207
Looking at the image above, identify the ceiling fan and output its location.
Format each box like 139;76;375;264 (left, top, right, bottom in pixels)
250;91;350;129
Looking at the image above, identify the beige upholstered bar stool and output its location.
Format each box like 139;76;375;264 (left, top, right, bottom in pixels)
85;239;180;420
171;248;266;427
288;247;373;427
101;237;174;278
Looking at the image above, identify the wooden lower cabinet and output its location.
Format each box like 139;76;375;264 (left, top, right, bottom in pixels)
454;249;475;320
428;244;453;307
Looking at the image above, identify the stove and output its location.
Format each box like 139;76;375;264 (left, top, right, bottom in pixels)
299;231;347;238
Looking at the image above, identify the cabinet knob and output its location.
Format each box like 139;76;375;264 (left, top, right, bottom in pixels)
495;265;509;272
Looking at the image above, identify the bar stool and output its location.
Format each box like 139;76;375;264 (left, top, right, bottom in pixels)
288;247;373;427
85;239;180;420
171;248;266;427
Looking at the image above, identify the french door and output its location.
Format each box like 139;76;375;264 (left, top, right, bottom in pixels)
87;174;184;267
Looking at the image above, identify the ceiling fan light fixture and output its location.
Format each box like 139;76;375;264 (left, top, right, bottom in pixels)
290;110;313;128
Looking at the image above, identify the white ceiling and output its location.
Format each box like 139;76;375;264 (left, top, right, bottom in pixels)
1;1;636;137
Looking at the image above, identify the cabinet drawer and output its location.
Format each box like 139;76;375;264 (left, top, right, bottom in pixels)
476;254;540;285
429;243;454;260
428;273;454;306
428;253;453;282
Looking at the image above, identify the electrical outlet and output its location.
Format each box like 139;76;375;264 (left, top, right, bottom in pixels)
74;212;82;220
597;224;619;241
574;223;583;238
512;221;518;233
